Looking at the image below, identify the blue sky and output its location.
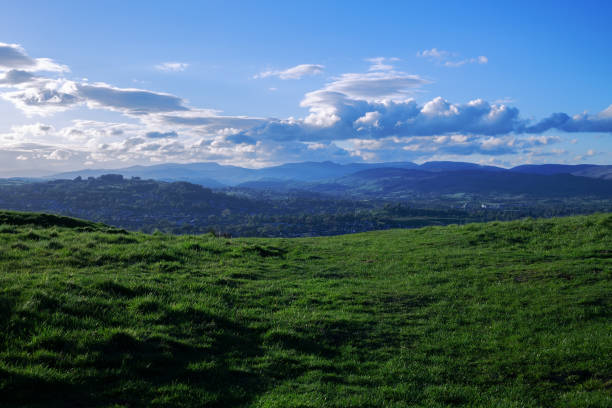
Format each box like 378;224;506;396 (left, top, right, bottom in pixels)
0;0;610;176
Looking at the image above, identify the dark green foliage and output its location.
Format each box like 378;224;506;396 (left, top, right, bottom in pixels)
1;176;611;238
0;210;100;229
0;211;610;407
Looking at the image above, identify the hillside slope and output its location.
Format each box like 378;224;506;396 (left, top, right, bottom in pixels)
323;168;612;198
0;211;610;407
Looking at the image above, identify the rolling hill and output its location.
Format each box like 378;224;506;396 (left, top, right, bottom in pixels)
319;168;612;198
0;211;610;407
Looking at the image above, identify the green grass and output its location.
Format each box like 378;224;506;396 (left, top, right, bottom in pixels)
0;210;610;407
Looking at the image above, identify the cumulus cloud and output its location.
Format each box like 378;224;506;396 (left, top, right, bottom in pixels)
47;149;73;160
0;43;609;173
294;94;521;140
155;62;189;72
254;64;324;79
523;106;612;133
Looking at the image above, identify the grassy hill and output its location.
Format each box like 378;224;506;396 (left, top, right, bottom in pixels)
0;211;610;407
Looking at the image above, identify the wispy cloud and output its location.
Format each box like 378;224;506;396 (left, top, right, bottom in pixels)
1;78;188;116
155;62;189;72
308;58;428;105
417;48;488;67
254;64;324;80
416;48;451;60
365;57;399;71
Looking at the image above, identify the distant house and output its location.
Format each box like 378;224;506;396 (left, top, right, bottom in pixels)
481;203;502;209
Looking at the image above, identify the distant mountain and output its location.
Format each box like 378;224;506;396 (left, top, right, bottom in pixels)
419;161;505;172
255;161;418;182
510;164;596;175
510;164;612;180
573;165;612;180
49;162;241;187
309;168;612;198
49;160;612;188
50;161;419;186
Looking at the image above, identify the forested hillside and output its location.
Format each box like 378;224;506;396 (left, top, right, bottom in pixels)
1;175;610;237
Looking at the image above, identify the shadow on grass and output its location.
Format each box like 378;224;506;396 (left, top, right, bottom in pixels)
1;312;269;407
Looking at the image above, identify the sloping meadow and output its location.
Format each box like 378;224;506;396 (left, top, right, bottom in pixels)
0;211;610;407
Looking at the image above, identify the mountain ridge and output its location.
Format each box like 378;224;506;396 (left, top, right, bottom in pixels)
48;161;612;186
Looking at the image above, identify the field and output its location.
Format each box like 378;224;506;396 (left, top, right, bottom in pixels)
0;211;610;407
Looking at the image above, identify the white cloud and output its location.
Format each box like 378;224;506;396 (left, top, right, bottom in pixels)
318;70;428;102
78;83;188;114
444;56;488;67
157;109;267;130
354;111;381;128
47;149;72;160
155;62;189;72
366;57;399;71
1;78;80;115
416;48;451;59
0;43;608;173
254;64;324;80
418;48;488;68
2;78;188;116
0;43;68;73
